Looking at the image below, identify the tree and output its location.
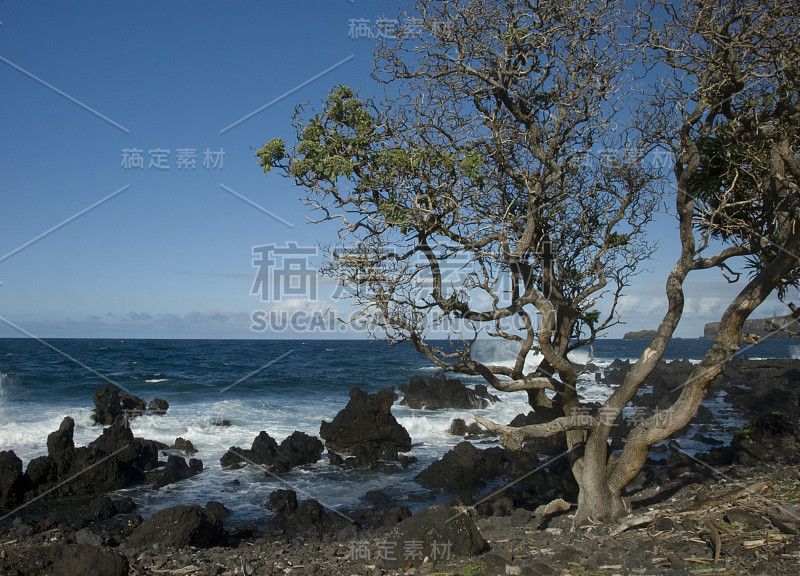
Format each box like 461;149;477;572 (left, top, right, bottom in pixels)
258;0;799;527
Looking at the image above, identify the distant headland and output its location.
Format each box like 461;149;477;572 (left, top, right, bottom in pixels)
703;316;800;339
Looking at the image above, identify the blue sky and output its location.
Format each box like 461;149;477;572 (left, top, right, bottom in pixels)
0;1;793;339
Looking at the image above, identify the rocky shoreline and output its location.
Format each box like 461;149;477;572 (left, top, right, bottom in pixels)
1;362;799;575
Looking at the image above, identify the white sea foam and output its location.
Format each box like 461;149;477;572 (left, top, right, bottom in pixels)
0;405;96;463
0;372;9;424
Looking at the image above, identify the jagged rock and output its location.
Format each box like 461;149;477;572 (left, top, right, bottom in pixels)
379;505;487;569
415;441;508;493
448;418;488;438
220;430;323;473
89;495;135;521
120;393;147;414
297;498;331;531
171;437;197;454
364;490;389;504
89;495;118;521
730;412;800;465
221;430;278;469
0;450;25;510
212;419;232;426
268;489;299;518
147;454;202;488
20;418;162;501
147;398;169;414
351;505;412;530
47;417;76;474
93;384;123;425
723;359;800;420
320;387;411;463
449;418;469;436
693;405;714;423
123;504;224;550
400;375;500;410
271;431;324;474
601;359;631;385
205;500;231;521
23;455;57;492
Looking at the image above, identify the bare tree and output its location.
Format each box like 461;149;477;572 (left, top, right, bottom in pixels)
258;0;799;527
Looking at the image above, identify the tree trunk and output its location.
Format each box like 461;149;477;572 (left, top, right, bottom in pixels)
571;434;629;528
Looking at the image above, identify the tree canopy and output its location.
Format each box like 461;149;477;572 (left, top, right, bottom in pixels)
258;0;800;526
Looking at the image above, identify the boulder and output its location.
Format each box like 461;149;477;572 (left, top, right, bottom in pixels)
23;455;57;491
601;358;631;385
271;431;324;474
415;441;508;493
120;393;147;414
297;498;331;531
399;375;500;410
205;500;231;521
448;418;488;437
0;450;25;509
22;418;163;500
92;384;123;425
123;504;224;550
730;412;800;465
221;430;323;473
320;387;411;461
378;505;487;569
47;417;76;474
147;454;202;488
171;437;197;454
267;489;299;518
89;495;135;521
221;430;278;469
147;398;169;414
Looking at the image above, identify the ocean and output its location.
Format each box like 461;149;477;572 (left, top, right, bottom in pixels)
1;337;798;523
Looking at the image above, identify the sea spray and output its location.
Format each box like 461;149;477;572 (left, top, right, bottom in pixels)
0;372;9;424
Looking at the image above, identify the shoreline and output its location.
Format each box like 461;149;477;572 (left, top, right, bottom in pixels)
1;357;799;575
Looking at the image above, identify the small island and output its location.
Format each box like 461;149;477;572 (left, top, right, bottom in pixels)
622;329;658;340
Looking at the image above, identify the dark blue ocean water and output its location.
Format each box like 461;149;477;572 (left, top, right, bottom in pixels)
0;337;797;521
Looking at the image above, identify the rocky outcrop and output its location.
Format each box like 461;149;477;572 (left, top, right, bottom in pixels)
730;412;800;466
721;358;800;421
399;375;500;410
415;441;508;493
220;430;324;473
320;387;411;464
92;385;124;425
122;504;225;551
0;450;25;509
378;505;487;570
147;398;169;414
0;416;201;513
93;385;169;425
147;454;203;488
